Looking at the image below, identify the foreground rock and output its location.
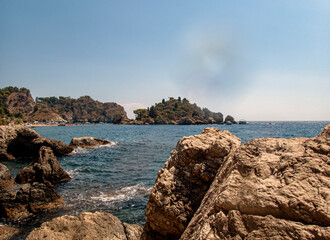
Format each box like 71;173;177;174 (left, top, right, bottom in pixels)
0;163;14;190
26;211;142;240
141;128;241;240
0;182;64;222
0;125;73;161
70;137;116;149
180;125;330;239
0;226;20;240
15;146;71;185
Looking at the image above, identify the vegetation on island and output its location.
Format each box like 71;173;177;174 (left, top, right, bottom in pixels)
133;97;224;125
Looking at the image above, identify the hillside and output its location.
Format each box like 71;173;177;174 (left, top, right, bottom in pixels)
0;87;128;124
133;97;224;125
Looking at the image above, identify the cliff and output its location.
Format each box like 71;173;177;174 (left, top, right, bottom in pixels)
133;97;224;125
0;86;128;124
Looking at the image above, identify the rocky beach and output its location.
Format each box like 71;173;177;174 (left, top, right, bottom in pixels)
0;123;329;239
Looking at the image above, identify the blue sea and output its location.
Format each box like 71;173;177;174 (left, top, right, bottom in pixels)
3;121;329;237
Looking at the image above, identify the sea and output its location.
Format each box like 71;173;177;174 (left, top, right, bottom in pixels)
2;121;330;238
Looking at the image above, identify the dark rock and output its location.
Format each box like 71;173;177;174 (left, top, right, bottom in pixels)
0;181;64;222
69;137;116;149
141;128;241;240
15;146;71;185
0;226;20;240
0;125;73;161
0;163;14;191
224;115;236;124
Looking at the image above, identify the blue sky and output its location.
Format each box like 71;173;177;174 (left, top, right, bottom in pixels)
1;0;329;120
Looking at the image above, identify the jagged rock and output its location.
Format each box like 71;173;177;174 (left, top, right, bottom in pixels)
0;226;20;240
180;124;330;239
0;163;14;191
0;182;64;222
224;115;236;124
123;222;143;240
26;211;142;240
15;146;71;185
69;137;116;149
141;128;241;240
0;125;73;161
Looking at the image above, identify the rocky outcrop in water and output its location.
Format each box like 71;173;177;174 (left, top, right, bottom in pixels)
26;211;143;240
141;128;241;240
224;115;236;124
69;137;116;149
0;163;14;191
141;125;330;240
0;125;73;161
15;146;71;185
0;181;64;222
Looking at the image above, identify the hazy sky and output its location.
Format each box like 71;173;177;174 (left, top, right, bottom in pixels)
1;0;329;120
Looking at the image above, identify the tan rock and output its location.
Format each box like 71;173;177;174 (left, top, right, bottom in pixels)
123;222;143;240
0;163;14;190
142;128;241;239
181;124;330;239
16;146;71;184
26;211;141;240
0;226;20;240
70;137;116;149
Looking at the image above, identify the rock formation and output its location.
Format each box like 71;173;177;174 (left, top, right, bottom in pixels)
70;137;116;149
0;163;14;191
141;125;330;240
26;211;143;240
141;128;241;239
180;125;330;239
15;146;71;185
0;125;73;161
0;181;64;222
224;115;236;124
0;226;20;240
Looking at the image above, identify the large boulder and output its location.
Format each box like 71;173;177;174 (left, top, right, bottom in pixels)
0;226;20;240
180;124;330;239
26;211;143;240
0;125;73;161
224;115;236;124
0;163;14;191
69;137;116;149
0;182;64;222
141;128;241;240
15;146;71;185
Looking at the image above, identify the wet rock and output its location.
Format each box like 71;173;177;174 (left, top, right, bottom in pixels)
15;146;71;185
0;163;14;191
26;211;141;240
0;182;64;222
69;137;116;149
0;125;73;161
141;128;241;240
181;124;330;239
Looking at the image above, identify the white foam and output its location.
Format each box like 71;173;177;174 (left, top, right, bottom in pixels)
70;147;89;155
90;184;151;203
93;142;119;149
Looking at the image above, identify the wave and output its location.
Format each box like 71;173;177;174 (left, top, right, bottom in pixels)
90;184;151;203
69;142;119;155
70;147;89;155
93;142;119;148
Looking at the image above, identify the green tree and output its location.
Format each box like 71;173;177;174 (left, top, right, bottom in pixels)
149;106;157;118
134;109;149;121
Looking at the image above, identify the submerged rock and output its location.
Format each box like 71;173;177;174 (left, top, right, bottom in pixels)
0;163;14;191
180;124;330;239
15;146;71;185
26;211;143;240
0;125;73;161
0;182;64;222
69;137;116;149
141;128;241;240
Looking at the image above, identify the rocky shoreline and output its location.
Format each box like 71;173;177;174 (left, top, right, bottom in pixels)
0;124;329;239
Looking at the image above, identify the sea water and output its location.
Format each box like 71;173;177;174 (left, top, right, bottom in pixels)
3;121;329;237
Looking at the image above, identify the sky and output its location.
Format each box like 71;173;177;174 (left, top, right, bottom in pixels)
1;0;329;120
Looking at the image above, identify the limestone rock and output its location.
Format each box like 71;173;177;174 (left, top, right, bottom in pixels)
26;211;140;240
123;222;143;240
70;137;116;149
141;128;241;240
0;125;73;161
0;182;64;222
0;226;20;240
0;163;14;191
15;146;71;185
181;124;330;239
